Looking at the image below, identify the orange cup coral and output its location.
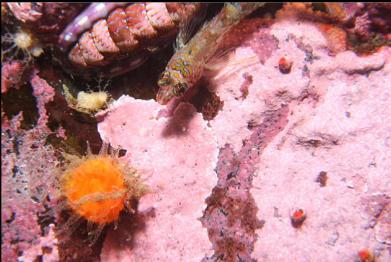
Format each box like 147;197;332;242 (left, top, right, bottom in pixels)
57;143;148;243
62;156;127;224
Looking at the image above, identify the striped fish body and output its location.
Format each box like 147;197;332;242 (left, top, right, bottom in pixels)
156;3;265;105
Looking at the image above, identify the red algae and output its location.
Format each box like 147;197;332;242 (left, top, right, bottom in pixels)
1;60;26;93
1;71;60;261
239;72;253;99
218;18;278;64
30;70;55;126
201;106;289;261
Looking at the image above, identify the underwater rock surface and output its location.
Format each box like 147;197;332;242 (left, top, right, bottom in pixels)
2;3;391;262
98;98;218;261
1;71;61;261
248;19;391;262
98;17;390;262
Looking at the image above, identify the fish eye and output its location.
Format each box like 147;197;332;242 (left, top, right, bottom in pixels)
173;82;188;96
158;72;171;86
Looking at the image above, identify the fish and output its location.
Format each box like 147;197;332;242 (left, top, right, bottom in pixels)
156;2;265;105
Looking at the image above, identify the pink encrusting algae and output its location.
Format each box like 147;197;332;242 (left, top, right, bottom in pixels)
1;70;60;261
98;97;219;261
2;3;391;262
30;70;56;127
248;15;391;262
1;60;26;93
97;14;389;261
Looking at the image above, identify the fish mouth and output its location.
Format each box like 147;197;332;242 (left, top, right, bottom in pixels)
156;86;174;105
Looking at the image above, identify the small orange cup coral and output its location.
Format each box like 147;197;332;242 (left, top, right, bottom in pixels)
57;143;148;243
290;209;306;228
357;249;374;262
62;156;127;224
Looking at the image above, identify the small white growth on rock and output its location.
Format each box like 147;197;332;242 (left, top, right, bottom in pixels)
77;91;108;112
63;84;111;115
14;31;33;49
1;28;44;61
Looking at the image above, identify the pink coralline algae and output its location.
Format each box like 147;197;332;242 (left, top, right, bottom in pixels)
98;97;218;261
361;194;391;245
96;14;390;261
244;28;279;64
1;60;26;94
30;70;56;126
249;18;391;262
1;70;60;262
3;4;391;262
219;18;278;65
17;224;59;262
353;13;372;40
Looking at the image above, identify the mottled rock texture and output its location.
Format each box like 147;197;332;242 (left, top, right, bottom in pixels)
98;98;218;261
98;16;390;262
2;5;390;262
1;71;60;262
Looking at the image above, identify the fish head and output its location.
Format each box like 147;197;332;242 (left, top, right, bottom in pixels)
156;70;188;105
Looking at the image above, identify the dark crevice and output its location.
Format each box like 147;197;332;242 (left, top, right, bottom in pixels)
2;82;39;130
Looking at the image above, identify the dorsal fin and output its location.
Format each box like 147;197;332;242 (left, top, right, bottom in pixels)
174;5;208;51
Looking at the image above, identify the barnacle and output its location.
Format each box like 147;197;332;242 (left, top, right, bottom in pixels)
1;27;43;62
56;142;149;244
